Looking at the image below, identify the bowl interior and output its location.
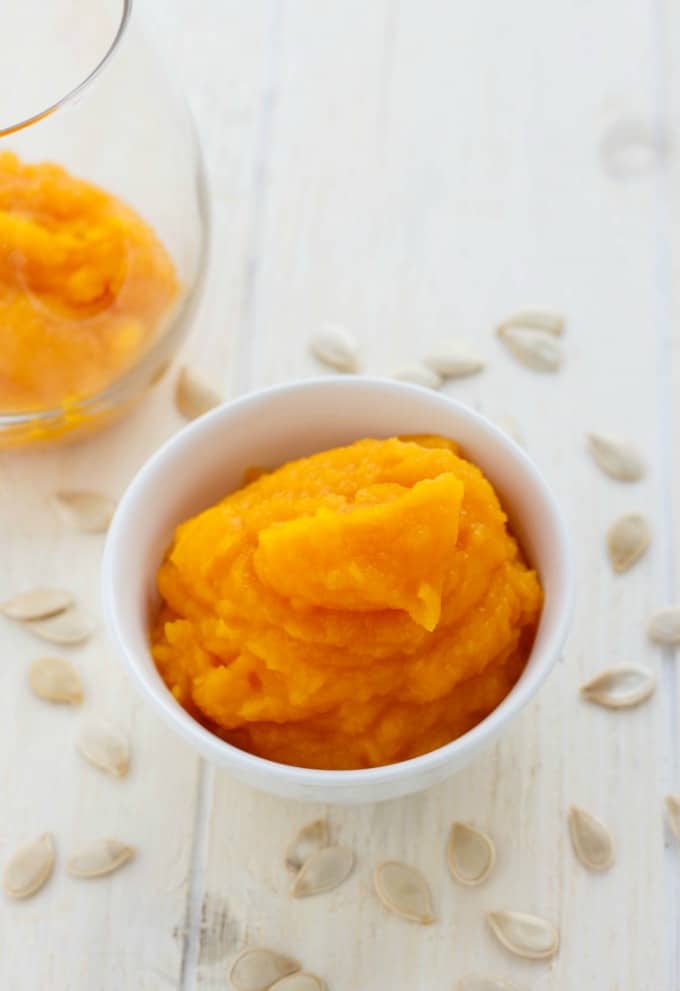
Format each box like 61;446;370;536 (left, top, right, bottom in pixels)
105;378;571;785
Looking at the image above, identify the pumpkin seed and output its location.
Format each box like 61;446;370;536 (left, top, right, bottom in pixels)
373;860;434;924
587;434;645;481
270;974;325;991
285;818;329;873
601;119;666;180
29;656;83;704
67;838;134;878
77;719;130;777
497;326;562;371
148;359;171;388
446;822;496;885
457;976;524;991
26;607;94;646
498;306;565;336
648;606;680;645
665;795;680;841
486;911;559;960
607;513;650;572
55;490;116;533
424;342;485;379
580;664;655;709
175;366;222;421
3;833;54;899
390;365;443;389
0;587;72;621
290;845;353;898
568;806;614;871
309;324;360;373
229;948;301;991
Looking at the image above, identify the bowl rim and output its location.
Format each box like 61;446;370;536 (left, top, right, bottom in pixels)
102;376;574;789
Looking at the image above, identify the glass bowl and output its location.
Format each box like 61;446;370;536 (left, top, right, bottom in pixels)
0;0;209;448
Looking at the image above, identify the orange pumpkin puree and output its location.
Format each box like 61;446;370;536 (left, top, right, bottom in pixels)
151;436;543;770
0;151;178;412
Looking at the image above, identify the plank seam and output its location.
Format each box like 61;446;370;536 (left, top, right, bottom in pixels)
650;0;679;984
233;0;286;396
179;761;213;991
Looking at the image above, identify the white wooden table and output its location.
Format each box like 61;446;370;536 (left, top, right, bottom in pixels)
3;1;680;987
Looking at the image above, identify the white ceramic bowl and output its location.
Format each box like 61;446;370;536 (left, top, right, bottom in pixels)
102;378;573;804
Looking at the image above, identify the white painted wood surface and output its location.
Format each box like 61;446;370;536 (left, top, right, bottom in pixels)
1;0;679;987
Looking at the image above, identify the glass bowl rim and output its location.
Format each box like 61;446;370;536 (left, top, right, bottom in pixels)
0;0;132;137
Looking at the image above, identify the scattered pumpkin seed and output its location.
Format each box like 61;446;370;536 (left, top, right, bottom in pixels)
55;490;116;533
568;806;614;871
67;838;134;878
309;324;360;373
270;974;325;991
580;664;655;709
601;119;666;180
446;822;496;885
77;719;130;777
587;433;645;481
285;818;329;873
28;656;83;704
148;358;171;388
457;976;524;991
486;911;559;960
497;326;562;371
648;606;680;645
290;845;353;898
175;366;222;421
606;513;650;572
0;587;72;621
229;948;301;991
665;795;680;841
498;306;565;336
424;342;485;379
390;365;443;389
3;833;54;899
25;607;94;646
373;860;434;924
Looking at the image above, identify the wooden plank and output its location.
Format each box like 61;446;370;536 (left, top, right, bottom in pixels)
659;0;680;987
194;1;672;989
0;1;271;989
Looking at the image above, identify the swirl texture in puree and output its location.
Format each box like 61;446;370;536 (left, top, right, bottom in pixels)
151;436;543;769
0;151;177;413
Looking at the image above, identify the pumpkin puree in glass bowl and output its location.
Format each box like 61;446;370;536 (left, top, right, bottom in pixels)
0;150;178;414
151;435;543;770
